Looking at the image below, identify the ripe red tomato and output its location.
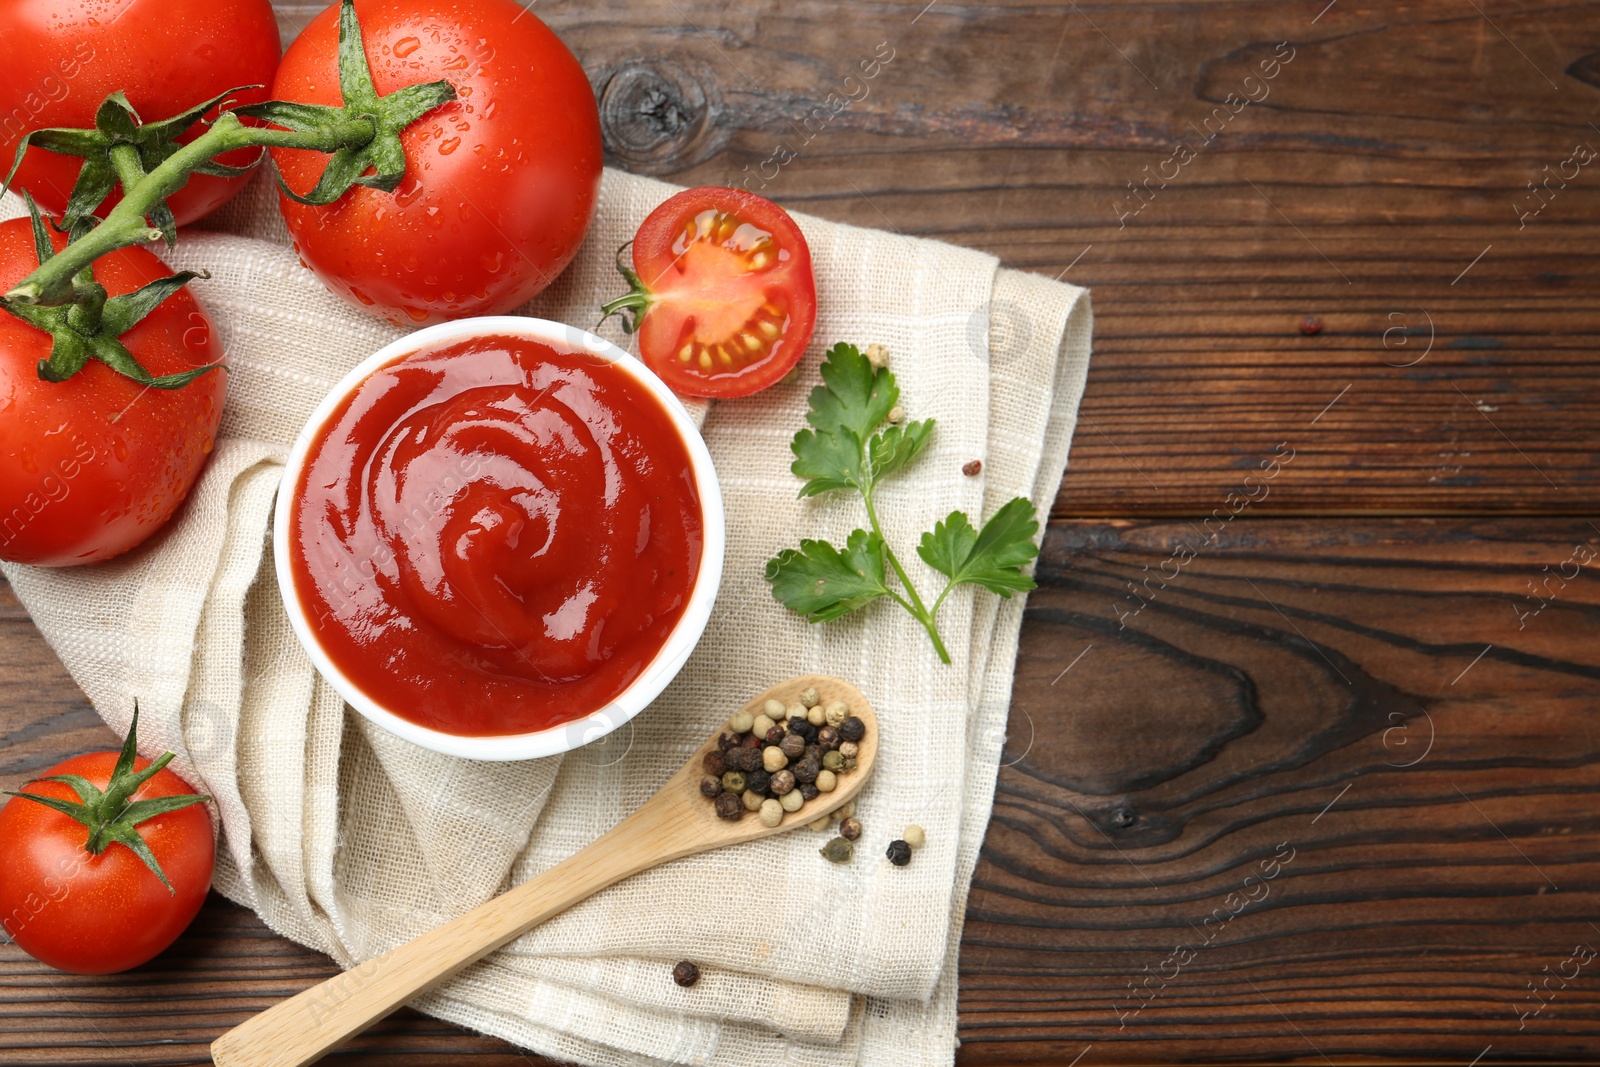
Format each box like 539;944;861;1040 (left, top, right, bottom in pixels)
0;218;226;566
267;0;603;326
0;0;281;226
0;747;214;974
610;187;816;399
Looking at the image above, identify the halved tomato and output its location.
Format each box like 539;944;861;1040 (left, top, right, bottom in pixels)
603;187;816;399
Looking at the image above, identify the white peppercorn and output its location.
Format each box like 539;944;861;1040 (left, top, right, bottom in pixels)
763;746;788;772
824;701;848;727
728;710;754;734
758;798;783;827
779;788;804;812
835;800;856;821
742;789;764;812
763;698;786;718
838;741;859;759
903;824;926;849
807;704;827;727
864;342;889;369
808;815;831;831
785;702;807;721
799;686;820;708
752;713;776;738
815;769;837;792
887;404;904;424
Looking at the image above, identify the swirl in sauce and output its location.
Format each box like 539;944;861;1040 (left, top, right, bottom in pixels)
289;335;703;736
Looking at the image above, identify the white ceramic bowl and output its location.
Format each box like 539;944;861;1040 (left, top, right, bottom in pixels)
274;316;725;761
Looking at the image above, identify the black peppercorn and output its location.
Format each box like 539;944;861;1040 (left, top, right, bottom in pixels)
838;716;865;742
769;769;796;796
699;775;721;798
792;757;819;784
779;733;806;760
800;782;819;801
721;770;747;794
839;816;862;840
714;792;744;820
804;744;824;765
672;960;701;987
717;732;739;752
788;719;818;742
764;724;786;746
886;839;912;866
745;769;772;795
817;725;840;749
728;746;762;773
702;750;726;777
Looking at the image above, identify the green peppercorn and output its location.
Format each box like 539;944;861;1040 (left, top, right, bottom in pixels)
672;960;701;987
822;750;844;772
821;837;854;863
721;770;747;794
713;792;743;820
839;716;866;742
699;775;721;798
886;839;912;866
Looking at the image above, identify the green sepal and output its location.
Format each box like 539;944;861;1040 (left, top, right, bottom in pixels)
236;0;456;206
3;702;211;893
597;242;652;334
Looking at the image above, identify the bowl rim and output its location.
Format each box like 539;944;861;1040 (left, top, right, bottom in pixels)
272;315;726;761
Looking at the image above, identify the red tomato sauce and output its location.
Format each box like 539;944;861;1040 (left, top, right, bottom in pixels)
288;335;703;737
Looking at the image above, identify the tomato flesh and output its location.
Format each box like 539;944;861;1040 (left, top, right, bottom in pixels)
631;188;816;399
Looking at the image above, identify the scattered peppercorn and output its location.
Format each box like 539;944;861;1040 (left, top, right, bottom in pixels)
721;770;747;794
962;459;983;477
838;816;863;840
699;776;721;798
821;837;854;863
886;839;912;866
1299;314;1322;336
672;960;701;987
838;716;865;742
864;343;890;370
887;404;905;424
808;815;831;831
903;824;926;849
714;792;743;820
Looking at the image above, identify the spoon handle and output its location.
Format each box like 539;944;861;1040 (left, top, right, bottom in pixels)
210;797;693;1067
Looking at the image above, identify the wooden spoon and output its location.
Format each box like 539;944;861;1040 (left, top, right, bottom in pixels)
210;674;877;1067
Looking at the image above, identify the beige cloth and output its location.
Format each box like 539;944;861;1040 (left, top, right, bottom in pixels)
0;168;1090;1066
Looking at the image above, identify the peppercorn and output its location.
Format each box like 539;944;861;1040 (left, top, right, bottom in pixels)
792;757;819;784
815;769;837;793
824;701;848;727
808;815;831;831
817;725;840;749
903;824;926;849
764;724;787;746
702;750;726;778
739;732;762;749
721;770;747;794
804;744;824;765
838;716;865;742
962;459;983;477
729;711;754;734
752;713;776;737
769;769;796;796
799;686;820;708
763;698;786;719
839;816;862;840
865;342;890;369
758;798;784;827
788;719;817;743
672;960;701;987
841;757;858;772
822;750;843;772
785;702;807;721
836;800;856;821
807;704;827;727
821;837;854;863
714;792;743;820
886;839;912;866
742;788;765;812
838;741;859;759
800;782;819;800
779;789;805;812
763;746;788;772
728;746;762;773
779;733;806;760
745;769;772;795
717;732;739;752
699;775;721;798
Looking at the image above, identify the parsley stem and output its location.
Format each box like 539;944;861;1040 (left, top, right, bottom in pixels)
862;487;952;665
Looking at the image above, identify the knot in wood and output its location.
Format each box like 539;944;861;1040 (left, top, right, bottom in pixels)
596;59;720;174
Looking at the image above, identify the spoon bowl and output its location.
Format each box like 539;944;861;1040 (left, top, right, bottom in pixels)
210;674;877;1067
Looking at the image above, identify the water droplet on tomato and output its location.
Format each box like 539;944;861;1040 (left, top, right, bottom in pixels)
439;137;461;155
482;100;498;120
394;37;421;57
405;306;430;323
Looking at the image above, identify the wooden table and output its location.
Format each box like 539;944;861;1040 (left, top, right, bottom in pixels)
4;0;1598;1062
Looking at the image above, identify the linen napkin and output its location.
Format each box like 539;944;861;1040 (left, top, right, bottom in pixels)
0;166;1090;1066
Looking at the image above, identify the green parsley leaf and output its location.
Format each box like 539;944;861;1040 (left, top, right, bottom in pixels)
790;343;919;498
917;497;1040;597
764;529;890;623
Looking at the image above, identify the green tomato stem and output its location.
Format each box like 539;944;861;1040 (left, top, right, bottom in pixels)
4;112;376;307
862;487;952;665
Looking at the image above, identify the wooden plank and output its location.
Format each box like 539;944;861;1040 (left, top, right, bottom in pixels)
6;514;1599;1061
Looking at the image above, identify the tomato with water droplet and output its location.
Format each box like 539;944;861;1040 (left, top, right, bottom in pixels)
266;0;603;327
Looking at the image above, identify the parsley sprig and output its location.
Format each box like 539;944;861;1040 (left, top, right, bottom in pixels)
764;343;1041;664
